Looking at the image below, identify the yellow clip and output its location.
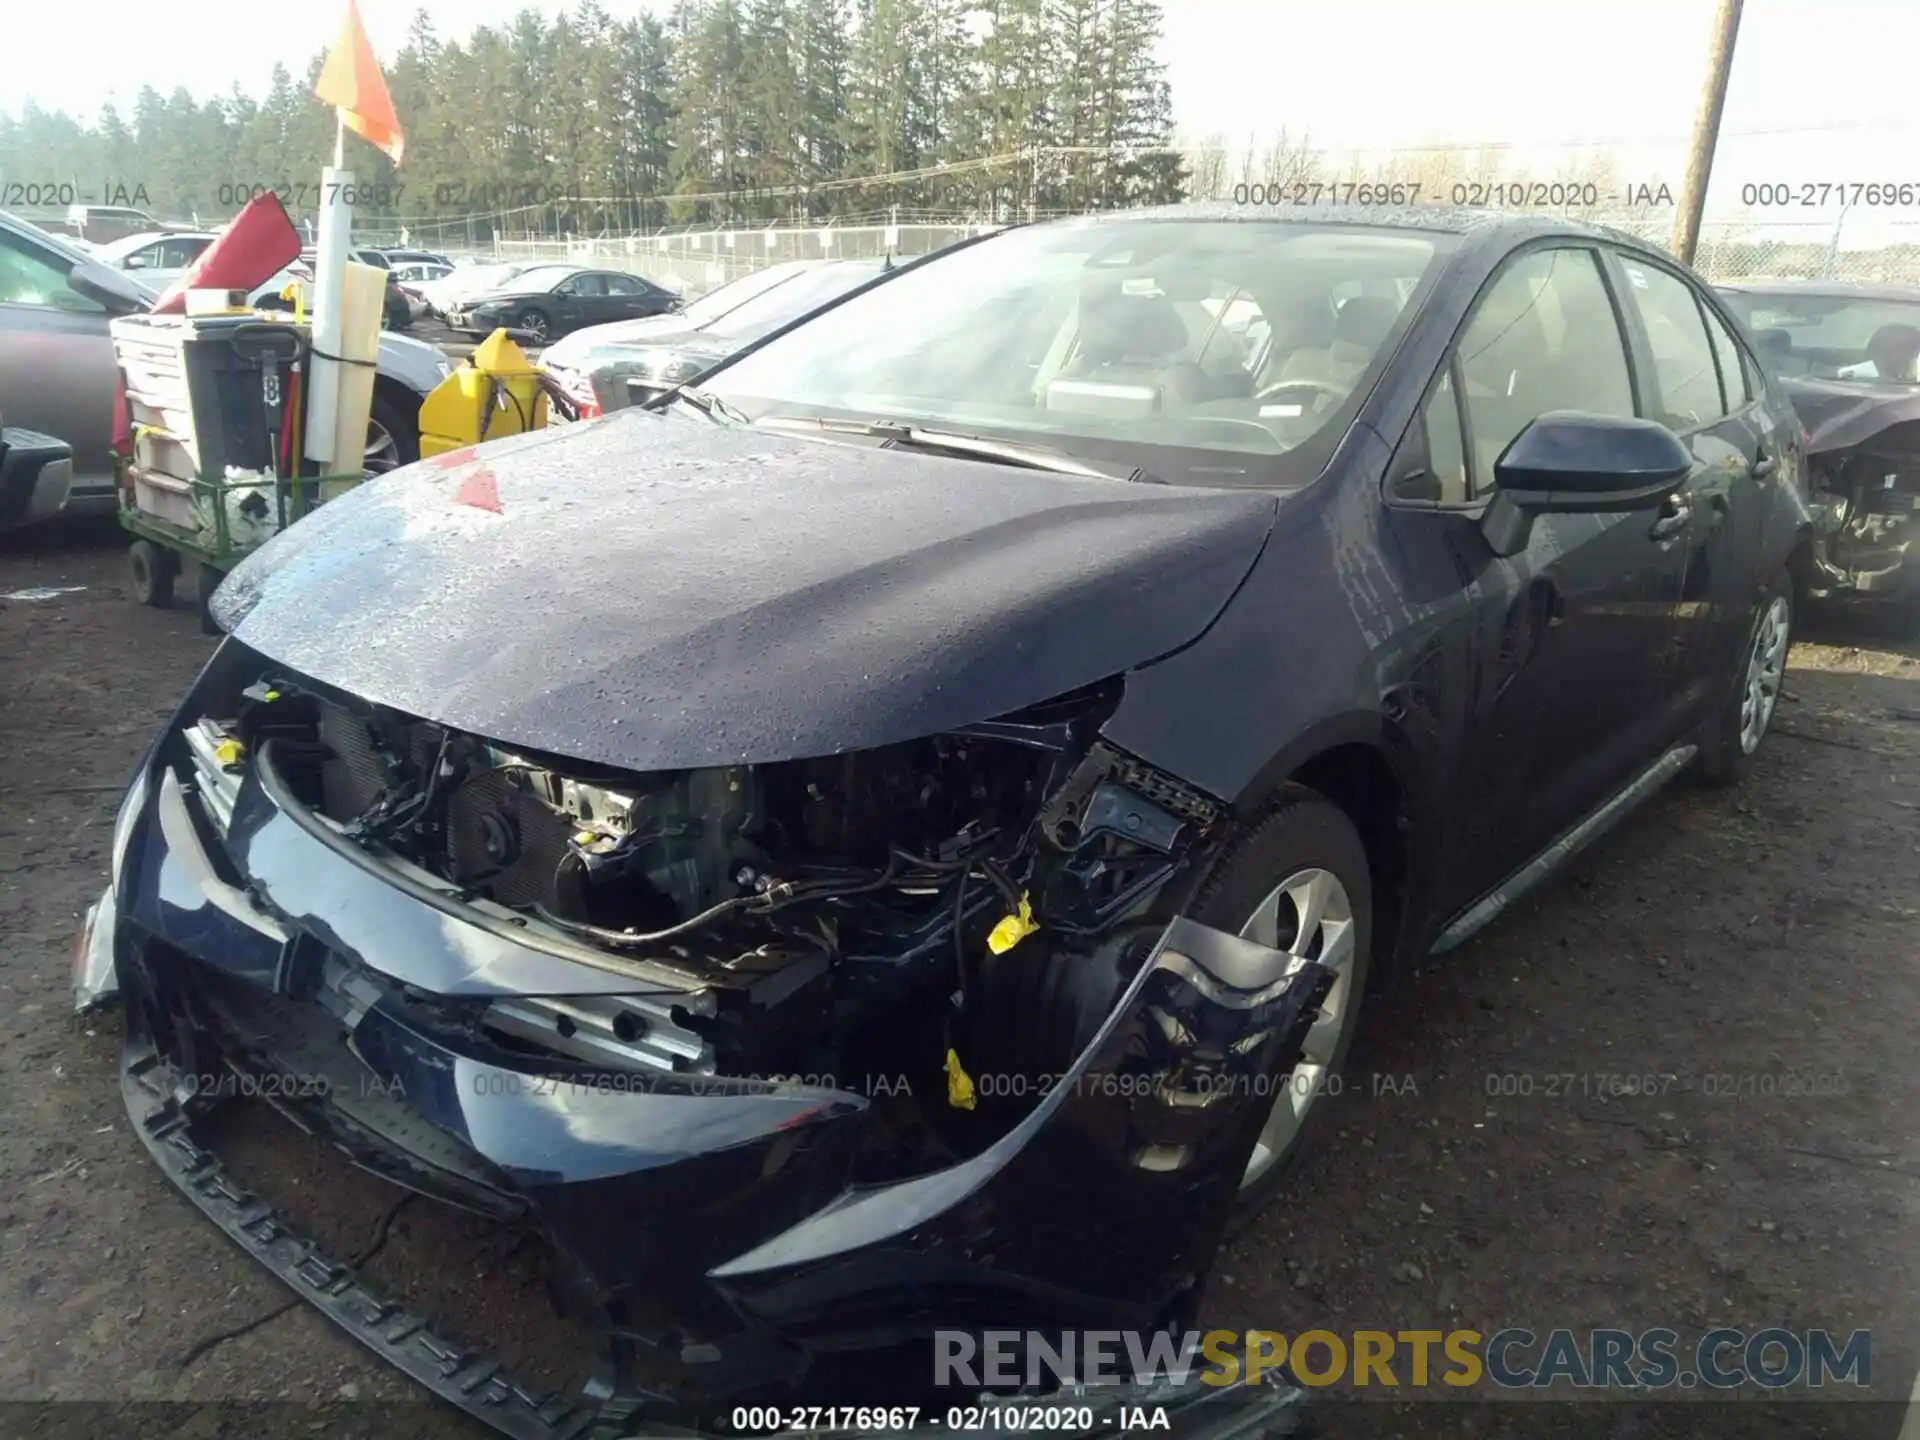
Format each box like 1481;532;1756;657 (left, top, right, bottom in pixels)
945;1048;976;1111
213;738;245;767
573;830;596;845
263;689;281;701
986;893;1040;954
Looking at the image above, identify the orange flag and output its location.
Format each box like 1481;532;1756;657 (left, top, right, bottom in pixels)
314;0;405;165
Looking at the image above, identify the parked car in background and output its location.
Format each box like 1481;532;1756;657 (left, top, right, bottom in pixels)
109;207;1810;1434
382;273;411;331
0;209;451;512
0;425;75;530
443;263;679;343
379;248;453;269
541;257;893;415
1718;279;1920;629
388;260;454;323
92;230;219;290
410;261;529;319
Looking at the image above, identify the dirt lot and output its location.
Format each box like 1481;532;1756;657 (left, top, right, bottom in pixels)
2;522;1917;1439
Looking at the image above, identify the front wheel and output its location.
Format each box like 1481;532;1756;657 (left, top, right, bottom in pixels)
1181;787;1374;1220
514;308;551;344
1695;572;1793;787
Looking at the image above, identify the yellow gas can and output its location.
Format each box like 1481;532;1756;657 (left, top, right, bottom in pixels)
419;330;549;459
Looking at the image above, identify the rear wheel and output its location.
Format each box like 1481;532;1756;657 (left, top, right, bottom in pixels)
1696;571;1793;787
127;540;174;607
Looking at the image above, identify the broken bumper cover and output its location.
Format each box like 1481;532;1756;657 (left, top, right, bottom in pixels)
111;722;1329;1434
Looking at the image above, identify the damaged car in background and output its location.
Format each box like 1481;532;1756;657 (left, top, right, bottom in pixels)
88;205;1811;1437
540;257;895;417
1719;279;1920;629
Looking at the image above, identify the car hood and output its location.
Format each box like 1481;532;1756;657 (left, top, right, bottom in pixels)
542;314;704;369
1781;375;1920;455
211;411;1276;772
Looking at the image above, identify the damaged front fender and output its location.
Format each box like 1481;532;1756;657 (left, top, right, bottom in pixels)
711;917;1333;1331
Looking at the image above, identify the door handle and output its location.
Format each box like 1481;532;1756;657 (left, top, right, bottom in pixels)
1648;494;1692;540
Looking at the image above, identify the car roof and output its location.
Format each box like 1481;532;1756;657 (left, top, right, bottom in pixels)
0;208;98;264
1044;200;1636;242
1716;277;1920;303
96;230;217;259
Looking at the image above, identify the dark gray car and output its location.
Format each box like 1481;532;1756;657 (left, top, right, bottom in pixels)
0;210;153;514
0;210;456;514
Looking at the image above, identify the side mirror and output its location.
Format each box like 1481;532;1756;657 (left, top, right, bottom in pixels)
69;259;152;315
124;254;149;269
1481;411;1692;557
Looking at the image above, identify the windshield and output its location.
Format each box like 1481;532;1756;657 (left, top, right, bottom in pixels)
702;218;1446;486
1721;289;1920;384
701;263;883;343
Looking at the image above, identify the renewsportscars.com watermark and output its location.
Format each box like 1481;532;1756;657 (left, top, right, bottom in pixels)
935;1327;1871;1391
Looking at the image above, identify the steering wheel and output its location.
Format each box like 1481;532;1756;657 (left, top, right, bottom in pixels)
1255;377;1348;406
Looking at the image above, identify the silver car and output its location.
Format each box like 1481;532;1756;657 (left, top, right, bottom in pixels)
0;210;452;515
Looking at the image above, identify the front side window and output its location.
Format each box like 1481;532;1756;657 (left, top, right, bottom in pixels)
1456;247;1635;483
703;219;1451;485
0;231;104;313
1616;256;1724;429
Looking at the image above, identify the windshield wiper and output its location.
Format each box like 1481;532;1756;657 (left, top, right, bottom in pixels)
754;416;1159;483
641;383;750;425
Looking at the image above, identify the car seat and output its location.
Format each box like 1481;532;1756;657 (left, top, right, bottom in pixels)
1275;295;1401;391
1046;288;1209;415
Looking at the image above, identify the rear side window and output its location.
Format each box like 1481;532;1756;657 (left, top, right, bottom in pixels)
1699;301;1752;408
1616;256;1724;429
1457;247;1635;487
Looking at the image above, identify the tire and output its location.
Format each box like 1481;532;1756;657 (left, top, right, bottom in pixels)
1694;570;1794;787
366;388;421;476
1181;786;1374;1221
514;308;551;344
196;562;224;635
1884;584;1920;640
127;540;174;607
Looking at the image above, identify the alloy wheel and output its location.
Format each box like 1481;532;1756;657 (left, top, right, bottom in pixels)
1739;594;1791;754
1236;866;1357;1188
364;418;400;476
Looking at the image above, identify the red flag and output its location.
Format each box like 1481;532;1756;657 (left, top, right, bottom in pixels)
314;0;405;165
150;190;302;315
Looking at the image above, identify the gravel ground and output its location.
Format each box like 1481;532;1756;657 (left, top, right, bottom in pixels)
2;522;1916;1439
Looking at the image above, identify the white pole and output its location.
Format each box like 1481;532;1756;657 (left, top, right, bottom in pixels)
305;114;354;467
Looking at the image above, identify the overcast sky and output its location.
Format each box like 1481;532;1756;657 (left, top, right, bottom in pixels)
9;0;1919;241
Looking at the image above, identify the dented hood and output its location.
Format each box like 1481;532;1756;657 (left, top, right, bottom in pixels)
213;411;1275;771
1782;375;1920;456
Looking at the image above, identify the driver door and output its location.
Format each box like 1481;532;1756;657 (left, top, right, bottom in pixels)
1390;244;1691;913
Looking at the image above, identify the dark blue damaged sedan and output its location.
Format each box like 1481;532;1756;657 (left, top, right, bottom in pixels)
84;203;1810;1436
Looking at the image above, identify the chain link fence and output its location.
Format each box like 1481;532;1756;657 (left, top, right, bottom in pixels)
429;221;990;296
420;212;1920;298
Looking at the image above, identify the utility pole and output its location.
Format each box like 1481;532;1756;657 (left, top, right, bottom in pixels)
1671;0;1745;266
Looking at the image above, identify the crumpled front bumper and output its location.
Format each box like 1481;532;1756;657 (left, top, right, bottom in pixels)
107;680;1329;1436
